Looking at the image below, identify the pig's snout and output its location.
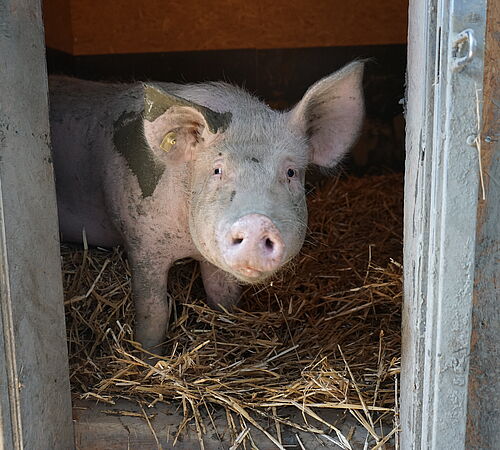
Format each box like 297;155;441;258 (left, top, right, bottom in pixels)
221;214;285;280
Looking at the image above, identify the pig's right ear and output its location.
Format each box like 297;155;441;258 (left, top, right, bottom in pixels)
142;84;232;161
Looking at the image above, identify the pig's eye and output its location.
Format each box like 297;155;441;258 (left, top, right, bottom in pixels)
214;168;222;176
287;168;296;178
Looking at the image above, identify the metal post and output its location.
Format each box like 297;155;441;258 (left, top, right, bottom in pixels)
402;0;488;447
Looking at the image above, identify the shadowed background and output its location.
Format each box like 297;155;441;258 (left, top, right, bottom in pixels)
43;0;409;173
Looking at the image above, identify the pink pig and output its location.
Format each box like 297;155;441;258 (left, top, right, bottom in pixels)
49;61;364;352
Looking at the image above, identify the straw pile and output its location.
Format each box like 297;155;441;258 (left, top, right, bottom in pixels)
62;173;403;448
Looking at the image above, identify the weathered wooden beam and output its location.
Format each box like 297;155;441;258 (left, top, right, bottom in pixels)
0;0;73;448
42;0;408;56
72;399;385;449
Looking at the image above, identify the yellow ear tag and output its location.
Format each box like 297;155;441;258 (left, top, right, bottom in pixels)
160;131;176;152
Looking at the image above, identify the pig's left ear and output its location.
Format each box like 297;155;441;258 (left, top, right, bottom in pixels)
142;84;232;160
288;61;365;168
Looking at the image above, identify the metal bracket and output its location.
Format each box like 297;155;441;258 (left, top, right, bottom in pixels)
452;29;476;71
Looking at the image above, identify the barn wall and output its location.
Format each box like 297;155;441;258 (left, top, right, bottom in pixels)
43;0;408;55
42;0;72;53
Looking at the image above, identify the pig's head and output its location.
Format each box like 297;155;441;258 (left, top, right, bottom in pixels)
143;61;364;283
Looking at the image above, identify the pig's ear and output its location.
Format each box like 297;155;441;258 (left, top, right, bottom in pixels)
288;61;365;168
142;84;232;160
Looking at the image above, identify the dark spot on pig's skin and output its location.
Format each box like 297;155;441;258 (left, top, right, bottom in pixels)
306;126;318;138
230;191;236;202
251;157;260;163
135;202;147;216
113;111;165;198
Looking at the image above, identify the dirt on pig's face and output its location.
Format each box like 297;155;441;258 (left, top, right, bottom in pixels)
187;109;308;284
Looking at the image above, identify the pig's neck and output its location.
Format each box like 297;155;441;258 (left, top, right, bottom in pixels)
127;163;201;264
111;114;201;264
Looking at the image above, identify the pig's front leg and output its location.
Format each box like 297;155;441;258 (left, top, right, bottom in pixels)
200;261;242;310
128;252;172;353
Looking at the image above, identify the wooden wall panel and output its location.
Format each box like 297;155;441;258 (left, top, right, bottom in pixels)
43;0;408;55
43;0;73;53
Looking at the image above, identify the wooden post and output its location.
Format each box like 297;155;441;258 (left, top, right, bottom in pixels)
0;0;74;448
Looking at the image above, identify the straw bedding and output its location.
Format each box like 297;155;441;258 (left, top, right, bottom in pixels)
62;173;403;448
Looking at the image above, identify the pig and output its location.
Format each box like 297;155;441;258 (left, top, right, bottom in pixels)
49;61;364;352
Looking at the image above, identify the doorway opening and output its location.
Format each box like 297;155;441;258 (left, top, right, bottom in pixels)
44;1;408;447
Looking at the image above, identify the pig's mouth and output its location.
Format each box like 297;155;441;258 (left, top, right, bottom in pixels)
235;265;265;279
229;265;277;284
225;255;283;283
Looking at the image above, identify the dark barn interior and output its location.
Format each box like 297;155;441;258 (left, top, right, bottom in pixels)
44;0;408;175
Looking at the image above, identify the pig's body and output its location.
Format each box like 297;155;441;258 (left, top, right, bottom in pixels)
50;79;137;248
49;62;364;352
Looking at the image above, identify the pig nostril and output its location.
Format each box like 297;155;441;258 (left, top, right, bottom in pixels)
264;237;274;250
232;237;244;245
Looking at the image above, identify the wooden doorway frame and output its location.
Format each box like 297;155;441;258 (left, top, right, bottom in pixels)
1;0;498;448
0;1;73;448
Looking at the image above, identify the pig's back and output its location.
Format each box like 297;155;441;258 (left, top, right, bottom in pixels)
48;77;142;247
49;77;143;122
